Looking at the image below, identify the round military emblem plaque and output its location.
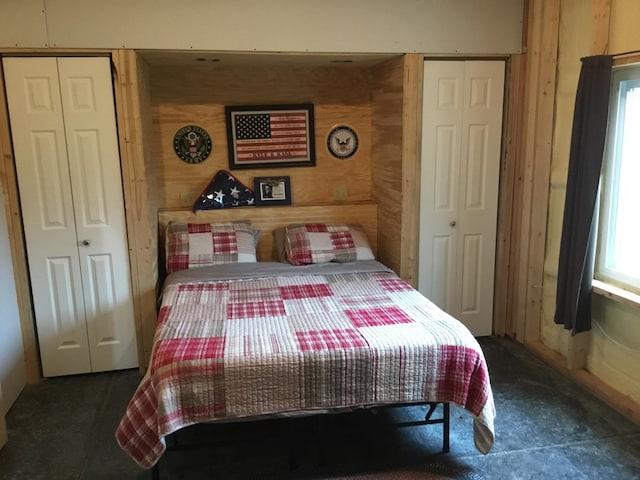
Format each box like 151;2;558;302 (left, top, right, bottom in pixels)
173;125;212;164
327;125;359;159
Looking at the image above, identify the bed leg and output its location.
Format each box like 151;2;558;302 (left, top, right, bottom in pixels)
442;402;450;453
423;402;450;453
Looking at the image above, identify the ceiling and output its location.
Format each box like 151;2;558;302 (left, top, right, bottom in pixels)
137;50;400;69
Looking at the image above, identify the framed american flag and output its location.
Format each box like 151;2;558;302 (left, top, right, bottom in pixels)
225;104;315;169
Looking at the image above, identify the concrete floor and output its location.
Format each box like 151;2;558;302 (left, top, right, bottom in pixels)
1;337;639;480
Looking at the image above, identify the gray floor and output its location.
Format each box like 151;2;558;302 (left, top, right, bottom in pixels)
1;337;639;480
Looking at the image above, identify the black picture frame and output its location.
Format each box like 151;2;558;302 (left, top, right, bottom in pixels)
225;104;315;169
253;176;292;206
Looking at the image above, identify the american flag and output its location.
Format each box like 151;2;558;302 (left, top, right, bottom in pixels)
231;109;311;164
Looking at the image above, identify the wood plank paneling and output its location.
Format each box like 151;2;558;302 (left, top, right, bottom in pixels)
399;54;424;286
112;50;159;369
148;63;377;210
495;54;527;337
120;52;403;367
371;57;405;277
512;0;560;344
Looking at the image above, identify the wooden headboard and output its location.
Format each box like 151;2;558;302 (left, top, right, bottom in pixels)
158;202;378;266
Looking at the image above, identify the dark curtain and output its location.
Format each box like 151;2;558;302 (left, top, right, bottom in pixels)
554;55;613;335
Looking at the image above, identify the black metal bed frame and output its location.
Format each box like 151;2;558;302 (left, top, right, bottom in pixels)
150;401;450;479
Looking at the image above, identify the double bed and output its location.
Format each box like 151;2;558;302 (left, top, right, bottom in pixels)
115;204;495;474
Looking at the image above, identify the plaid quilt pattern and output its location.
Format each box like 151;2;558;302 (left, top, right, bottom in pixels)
116;270;495;469
165;221;257;273
284;223;374;265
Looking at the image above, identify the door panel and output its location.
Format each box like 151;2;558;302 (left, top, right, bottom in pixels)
419;61;464;314
430;236;454;311
419;60;504;337
3;57;91;376
457;61;504;335
58;57;138;372
460;233;482;314
434;125;458;211
32;131;71;227
72;130;109;225
464;125;488;209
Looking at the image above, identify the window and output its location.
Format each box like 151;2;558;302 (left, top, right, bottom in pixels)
596;64;640;293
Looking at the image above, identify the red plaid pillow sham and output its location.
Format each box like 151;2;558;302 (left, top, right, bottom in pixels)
283;223;374;265
165;221;258;273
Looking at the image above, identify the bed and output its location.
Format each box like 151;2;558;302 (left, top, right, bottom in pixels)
115;204;495;473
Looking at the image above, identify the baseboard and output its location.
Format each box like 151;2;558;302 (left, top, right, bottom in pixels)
524;340;640;426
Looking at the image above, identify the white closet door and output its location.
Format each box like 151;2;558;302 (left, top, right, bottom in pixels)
57;58;138;373
419;60;504;337
3;57;91;376
419;61;464;314
3;57;138;376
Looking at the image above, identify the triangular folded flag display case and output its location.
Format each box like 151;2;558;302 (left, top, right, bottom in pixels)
193;170;255;211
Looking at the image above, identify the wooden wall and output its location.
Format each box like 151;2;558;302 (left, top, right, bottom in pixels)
370;56;407;279
145;57;384;211
122;53;409;365
112;51;159;367
369;54;423;285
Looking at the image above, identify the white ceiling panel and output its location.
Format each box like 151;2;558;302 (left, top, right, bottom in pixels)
0;0;48;48
35;0;523;54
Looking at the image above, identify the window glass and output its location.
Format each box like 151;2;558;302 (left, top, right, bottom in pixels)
596;64;640;292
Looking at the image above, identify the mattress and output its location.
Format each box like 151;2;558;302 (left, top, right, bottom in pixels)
116;260;495;468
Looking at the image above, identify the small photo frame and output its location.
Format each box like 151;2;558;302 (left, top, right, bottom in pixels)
253;176;292;206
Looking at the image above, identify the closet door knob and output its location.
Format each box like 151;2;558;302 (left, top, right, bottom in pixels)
450;220;457;227
82;239;91;246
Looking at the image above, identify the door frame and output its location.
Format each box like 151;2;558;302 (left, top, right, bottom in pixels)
0;384;7;449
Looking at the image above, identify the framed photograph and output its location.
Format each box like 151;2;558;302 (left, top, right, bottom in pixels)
225;104;315;169
253;176;292;206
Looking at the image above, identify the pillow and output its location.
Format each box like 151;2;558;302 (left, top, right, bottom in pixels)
283;223;375;265
165;221;259;273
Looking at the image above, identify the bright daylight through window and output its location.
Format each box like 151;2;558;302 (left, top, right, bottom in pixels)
597;63;640;293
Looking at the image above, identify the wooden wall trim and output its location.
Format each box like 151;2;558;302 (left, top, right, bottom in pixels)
495;54;527;337
512;0;560;344
0;63;41;384
111;50;158;370
370;56;404;277
526;340;640;426
592;0;612;56
400;54;424;287
513;0;611;353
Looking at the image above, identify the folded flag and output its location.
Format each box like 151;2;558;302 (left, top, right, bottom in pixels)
193;170;255;211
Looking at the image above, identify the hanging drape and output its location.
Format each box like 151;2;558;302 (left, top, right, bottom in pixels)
554;55;613;335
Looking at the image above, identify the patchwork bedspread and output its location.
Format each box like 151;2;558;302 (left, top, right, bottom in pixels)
116;261;495;468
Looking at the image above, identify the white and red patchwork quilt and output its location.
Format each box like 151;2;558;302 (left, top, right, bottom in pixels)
116;261;495;469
